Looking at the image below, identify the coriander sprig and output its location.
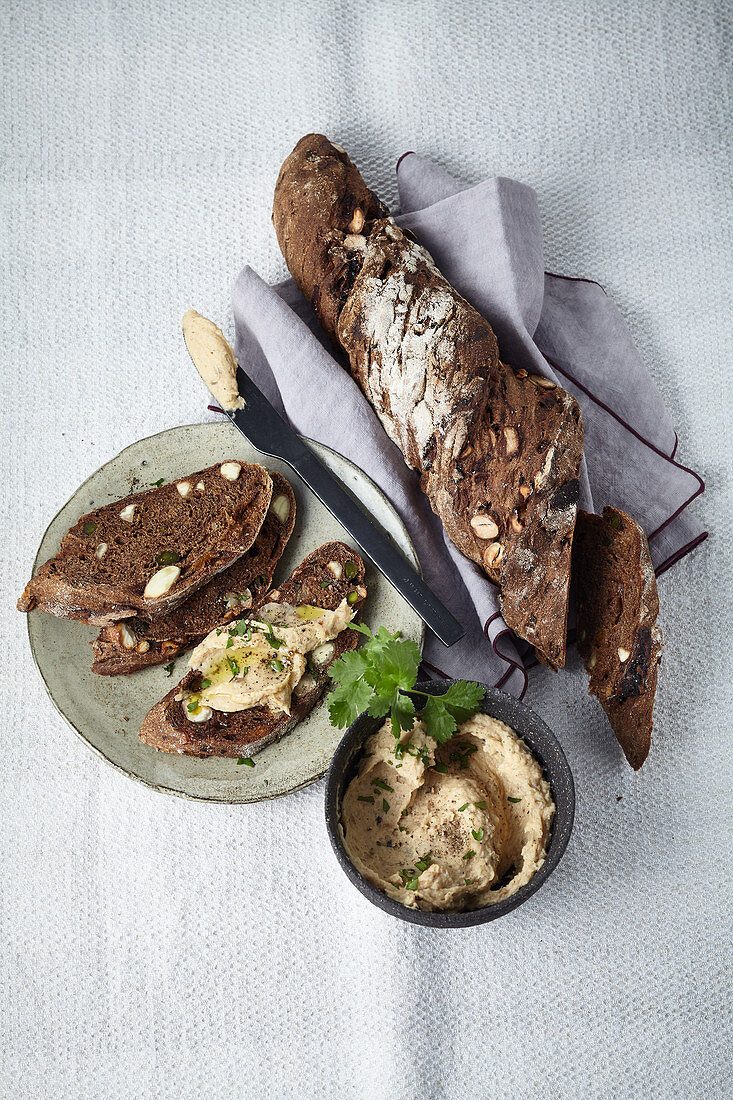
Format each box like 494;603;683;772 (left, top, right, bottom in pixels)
326;624;485;744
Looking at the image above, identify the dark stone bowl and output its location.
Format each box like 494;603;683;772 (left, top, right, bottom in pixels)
325;680;575;928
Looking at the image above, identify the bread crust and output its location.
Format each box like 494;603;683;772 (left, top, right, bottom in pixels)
573;507;663;769
138;542;366;758
273;135;583;669
90;473;296;675
18;462;273;625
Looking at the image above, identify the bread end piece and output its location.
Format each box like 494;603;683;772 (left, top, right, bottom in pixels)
574;507;663;769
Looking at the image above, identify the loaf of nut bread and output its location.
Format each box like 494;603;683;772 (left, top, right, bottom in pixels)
573;507;663;769
139;542;366;758
18;461;273;626
91;473;296;674
273;135;584;669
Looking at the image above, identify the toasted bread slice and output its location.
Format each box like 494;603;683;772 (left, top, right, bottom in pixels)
18;461;273;625
90;473;296;675
573;507;663;770
139;542;367;758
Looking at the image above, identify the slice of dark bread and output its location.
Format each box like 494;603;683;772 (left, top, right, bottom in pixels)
139;541;367;758
573;507;663;770
90;473;296;675
18;461;273;626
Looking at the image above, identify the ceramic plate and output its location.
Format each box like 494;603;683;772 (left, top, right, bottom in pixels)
27;423;424;802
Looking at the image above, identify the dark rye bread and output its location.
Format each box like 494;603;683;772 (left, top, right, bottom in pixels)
139;541;366;758
90;473;296;675
17;461;273;626
273;134;583;669
573;507;663;770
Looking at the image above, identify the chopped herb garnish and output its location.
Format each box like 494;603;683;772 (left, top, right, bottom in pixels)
398;825;407;832
474;800;487;809
464;879;475;886
200;678;211;690
463;850;475;861
372;778;393;792
320;579;332;589
414;853;432;873
227;656;239;678
472;828;485;842
270;659;284;672
149;478;164;487
237;757;254;767
357;795;375;804
382;799;390;812
187;700;199;713
457;803;469;812
163;661;175;677
401;808;409;817
226;636;234;648
404;876;420;891
508;796;522;804
432;762;448;774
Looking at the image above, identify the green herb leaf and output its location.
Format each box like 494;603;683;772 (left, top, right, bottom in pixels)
414;852;432;873
320;579;332;589
200;679;211;690
508;796;522;804
357;795;374;804
463;850;475;861
431;762;448;774
472;828;485;842
237;757;254;767
270;659;284;672
474;800;487;810
457;803;469;812
227;656;239;678
421;695;458;744
439;680;486;724
226;636;234;648
372;778;393;792
149;478;165;487
382;799;390;812
187;700;199;713
163;661;175;677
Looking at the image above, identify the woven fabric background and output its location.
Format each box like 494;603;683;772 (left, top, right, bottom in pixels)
2;2;731;1097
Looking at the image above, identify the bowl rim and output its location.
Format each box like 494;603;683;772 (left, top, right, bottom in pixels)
325;679;575;928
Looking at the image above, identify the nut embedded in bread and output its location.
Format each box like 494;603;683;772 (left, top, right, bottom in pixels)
573;507;663;769
18;461;273;625
272;134;584;670
91;473;296;675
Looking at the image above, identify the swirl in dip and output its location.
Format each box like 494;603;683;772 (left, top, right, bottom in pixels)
341;713;555;912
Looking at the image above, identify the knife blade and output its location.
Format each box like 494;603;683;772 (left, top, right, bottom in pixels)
223;365;465;647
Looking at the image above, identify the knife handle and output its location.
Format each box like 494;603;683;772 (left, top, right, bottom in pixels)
283;440;465;648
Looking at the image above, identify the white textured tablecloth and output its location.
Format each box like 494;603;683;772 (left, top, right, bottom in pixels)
2;2;731;1097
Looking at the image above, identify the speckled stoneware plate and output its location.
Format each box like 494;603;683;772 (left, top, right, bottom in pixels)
27;423;424;802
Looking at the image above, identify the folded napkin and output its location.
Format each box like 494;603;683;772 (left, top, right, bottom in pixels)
228;154;707;696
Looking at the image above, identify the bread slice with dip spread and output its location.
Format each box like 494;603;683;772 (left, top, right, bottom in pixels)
17;461;273;626
91;472;296;675
573;507;663;770
139;541;367;758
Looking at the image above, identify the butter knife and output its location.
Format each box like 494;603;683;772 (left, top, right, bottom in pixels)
222;365;465;647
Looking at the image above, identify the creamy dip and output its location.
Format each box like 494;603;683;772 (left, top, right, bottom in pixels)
182;310;245;411
341;714;554;911
182;599;353;721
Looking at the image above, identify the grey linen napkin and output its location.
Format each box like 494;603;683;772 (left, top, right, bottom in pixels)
230;154;707;696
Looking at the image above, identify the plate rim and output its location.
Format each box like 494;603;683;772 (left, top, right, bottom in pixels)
27;422;424;803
